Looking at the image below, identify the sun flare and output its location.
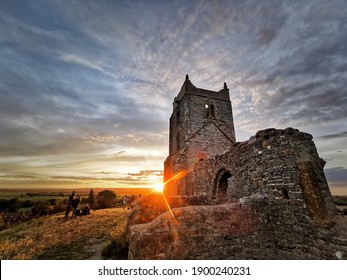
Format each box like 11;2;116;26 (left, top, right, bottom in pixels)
151;183;164;192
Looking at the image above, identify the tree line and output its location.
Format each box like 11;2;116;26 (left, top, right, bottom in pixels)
0;189;137;216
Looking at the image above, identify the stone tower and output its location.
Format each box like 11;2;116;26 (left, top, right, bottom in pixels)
164;75;236;195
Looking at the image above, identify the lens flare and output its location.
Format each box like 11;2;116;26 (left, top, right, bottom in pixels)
163;169;191;187
152;183;164;192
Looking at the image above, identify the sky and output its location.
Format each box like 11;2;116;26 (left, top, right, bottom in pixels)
0;0;346;193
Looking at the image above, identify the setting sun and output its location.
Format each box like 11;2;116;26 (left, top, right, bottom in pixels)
151;183;164;192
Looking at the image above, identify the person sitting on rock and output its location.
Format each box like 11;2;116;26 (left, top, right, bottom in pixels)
81;203;91;216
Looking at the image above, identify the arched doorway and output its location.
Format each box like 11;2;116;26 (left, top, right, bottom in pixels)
212;169;232;201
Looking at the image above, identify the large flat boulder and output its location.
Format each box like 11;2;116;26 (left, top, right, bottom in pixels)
128;203;256;259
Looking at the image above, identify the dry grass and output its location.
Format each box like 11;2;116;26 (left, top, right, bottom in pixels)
0;208;129;260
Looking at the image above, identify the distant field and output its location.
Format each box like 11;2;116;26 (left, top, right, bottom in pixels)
330;187;347;196
0;187;155;215
333;195;347;214
0;187;153;201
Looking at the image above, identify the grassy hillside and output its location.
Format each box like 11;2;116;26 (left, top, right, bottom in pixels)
0;208;129;260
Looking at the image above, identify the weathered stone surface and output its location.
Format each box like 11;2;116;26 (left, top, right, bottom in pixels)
128;193;169;226
164;77;235;196
128;77;347;260
129;195;347;259
129;203;257;259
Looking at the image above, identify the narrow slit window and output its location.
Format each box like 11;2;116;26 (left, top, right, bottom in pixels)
282;188;289;199
205;100;216;118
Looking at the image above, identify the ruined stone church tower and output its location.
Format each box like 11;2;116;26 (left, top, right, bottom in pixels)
164;75;236;195
129;75;347;260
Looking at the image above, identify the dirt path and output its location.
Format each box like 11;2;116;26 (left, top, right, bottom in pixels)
84;208;129;259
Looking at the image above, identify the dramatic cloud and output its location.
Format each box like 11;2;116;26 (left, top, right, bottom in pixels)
318;132;347;140
0;0;346;191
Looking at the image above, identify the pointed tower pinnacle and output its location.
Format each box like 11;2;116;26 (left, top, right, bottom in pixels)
224;82;228;90
186;74;190;80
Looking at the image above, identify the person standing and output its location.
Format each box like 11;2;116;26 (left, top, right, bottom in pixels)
65;191;75;218
72;195;80;218
122;195;128;209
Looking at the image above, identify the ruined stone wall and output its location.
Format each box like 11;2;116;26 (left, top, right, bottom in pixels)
185;128;336;218
130;128;347;259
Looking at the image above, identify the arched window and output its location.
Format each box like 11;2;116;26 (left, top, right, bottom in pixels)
205;99;216;118
205;103;209;117
210;103;216;118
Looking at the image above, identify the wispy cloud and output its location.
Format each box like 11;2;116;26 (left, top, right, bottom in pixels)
0;0;346;189
59;53;105;73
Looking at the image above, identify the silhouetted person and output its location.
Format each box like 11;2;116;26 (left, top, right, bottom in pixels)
81;204;91;215
65;191;75;218
72;195;80;218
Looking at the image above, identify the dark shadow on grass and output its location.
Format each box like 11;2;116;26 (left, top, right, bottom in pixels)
36;241;93;260
101;234;128;260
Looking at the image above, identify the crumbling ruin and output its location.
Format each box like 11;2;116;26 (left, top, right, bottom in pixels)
128;76;347;259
